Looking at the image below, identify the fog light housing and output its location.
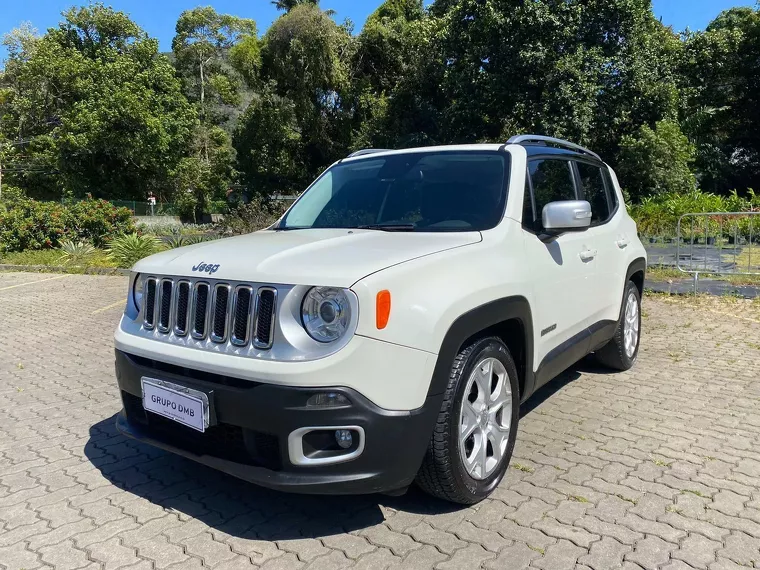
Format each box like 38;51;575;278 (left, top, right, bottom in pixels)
306;393;350;408
335;429;353;449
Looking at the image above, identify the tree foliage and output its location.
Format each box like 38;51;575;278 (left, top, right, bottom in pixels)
0;4;195;200
2;0;759;207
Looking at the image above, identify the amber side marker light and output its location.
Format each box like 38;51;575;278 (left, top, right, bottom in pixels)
376;290;391;329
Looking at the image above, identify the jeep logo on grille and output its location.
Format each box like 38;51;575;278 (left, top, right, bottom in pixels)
192;262;220;274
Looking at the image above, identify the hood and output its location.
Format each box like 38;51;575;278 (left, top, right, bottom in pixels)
133;228;482;287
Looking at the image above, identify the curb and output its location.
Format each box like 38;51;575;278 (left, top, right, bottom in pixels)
0;264;130;276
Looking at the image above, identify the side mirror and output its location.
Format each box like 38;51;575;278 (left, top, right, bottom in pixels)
542;200;592;235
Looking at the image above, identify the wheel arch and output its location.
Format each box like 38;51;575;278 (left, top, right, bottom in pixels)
626;257;647;296
427;296;535;404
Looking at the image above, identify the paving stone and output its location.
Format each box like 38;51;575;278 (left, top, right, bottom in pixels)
718;532;760;567
361;526;421;557
407;523;467;554
577;537;629;570
531;539;586;570
450;520;512;552
321;533;376;559
134;535;191;569
88;537;141;570
388;545;448;570
625;536;676;568
38;539;91;570
484;542;542;570
435;544;494;569
672;534;722;569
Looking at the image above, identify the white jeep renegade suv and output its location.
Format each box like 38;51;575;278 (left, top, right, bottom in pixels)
114;135;646;504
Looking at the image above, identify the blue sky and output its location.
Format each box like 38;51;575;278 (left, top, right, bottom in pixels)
0;0;756;62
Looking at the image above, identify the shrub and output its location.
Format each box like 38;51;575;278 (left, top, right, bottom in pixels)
67;198;136;247
58;240;98;266
0;197;137;253
629;188;759;238
106;233;162;268
217;197;290;235
0;199;71;252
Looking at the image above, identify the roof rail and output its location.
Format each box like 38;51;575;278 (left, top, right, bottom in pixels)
348;148;391;158
506;135;602;162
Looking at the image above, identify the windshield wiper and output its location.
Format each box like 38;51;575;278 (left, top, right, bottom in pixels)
357;224;416;232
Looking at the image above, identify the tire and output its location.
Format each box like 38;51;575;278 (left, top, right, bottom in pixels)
594;280;641;371
415;337;520;504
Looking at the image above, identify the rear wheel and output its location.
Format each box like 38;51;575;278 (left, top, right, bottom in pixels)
595;280;641;371
416;337;519;504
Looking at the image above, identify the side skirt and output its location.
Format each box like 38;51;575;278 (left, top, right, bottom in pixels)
533;320;617;389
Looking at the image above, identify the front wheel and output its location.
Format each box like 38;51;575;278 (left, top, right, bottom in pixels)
415;337;519;504
595;280;642;371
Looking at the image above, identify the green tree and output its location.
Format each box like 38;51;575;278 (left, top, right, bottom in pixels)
233;85;306;195
0;4;195;200
617;120;696;201
679;5;760;193
172;7;260;219
254;4;353;183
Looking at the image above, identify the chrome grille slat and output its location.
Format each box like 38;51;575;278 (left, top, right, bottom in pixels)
191;283;210;339
253;287;277;349
210;284;231;343
143;278;157;330
142;276;277;351
231;286;253;346
173;281;191;336
158;279;173;333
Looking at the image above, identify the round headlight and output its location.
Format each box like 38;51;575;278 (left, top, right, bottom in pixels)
132;273;146;312
301;287;352;343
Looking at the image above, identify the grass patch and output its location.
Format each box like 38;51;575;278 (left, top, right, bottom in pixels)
650;458;672;467
511;463;535;473
615;494;638;505
682;489;710;498
0;248;117;269
527;545;545;555
567;495;590;503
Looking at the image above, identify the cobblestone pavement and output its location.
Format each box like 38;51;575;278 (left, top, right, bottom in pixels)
2;272;760;570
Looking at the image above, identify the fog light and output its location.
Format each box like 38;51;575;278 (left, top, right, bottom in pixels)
335;429;353;449
306;393;350;408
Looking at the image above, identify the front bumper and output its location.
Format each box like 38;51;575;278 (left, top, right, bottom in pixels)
114;350;441;495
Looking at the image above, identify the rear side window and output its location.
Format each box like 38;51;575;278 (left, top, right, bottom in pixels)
576;162;609;224
576;162;618;224
524;159;576;231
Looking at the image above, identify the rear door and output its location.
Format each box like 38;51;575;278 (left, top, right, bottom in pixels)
522;158;596;381
574;161;625;325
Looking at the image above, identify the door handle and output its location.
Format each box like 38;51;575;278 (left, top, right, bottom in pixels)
579;249;597;261
616;239;629;249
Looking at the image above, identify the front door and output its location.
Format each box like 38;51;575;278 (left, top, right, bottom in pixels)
521;158;597;385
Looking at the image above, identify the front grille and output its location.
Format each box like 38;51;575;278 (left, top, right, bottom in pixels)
142;276;277;350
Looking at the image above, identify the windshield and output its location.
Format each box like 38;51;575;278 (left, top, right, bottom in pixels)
279;151;510;232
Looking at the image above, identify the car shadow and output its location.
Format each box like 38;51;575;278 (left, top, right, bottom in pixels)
520;356;615;418
85;416;464;540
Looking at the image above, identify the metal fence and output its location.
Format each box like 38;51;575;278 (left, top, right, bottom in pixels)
676;212;760;292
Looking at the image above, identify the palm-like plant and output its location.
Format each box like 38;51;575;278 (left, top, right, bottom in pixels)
106;233;162;269
271;0;319;12
58;240;97;266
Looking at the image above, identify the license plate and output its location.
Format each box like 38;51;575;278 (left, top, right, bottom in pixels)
141;377;209;432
